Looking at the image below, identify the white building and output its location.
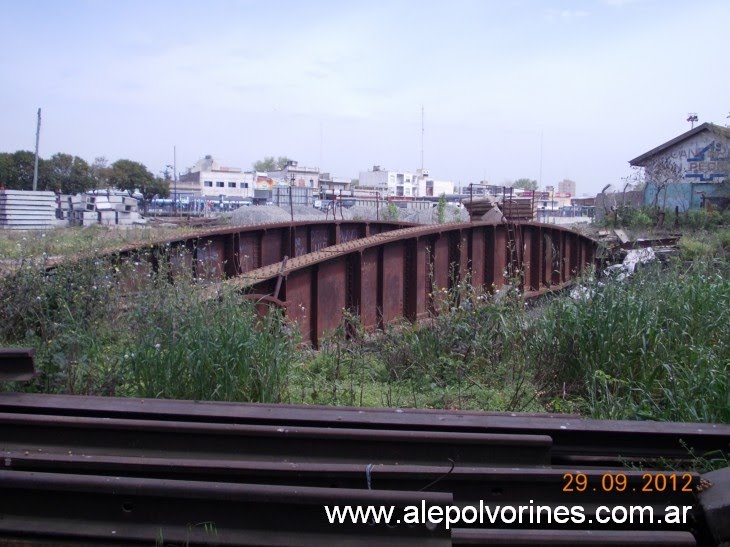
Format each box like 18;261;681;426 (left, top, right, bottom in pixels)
415;169;455;197
318;172;352;194
358;166;418;197
178;155;255;199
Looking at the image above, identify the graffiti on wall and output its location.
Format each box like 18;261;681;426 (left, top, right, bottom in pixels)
683;140;730;182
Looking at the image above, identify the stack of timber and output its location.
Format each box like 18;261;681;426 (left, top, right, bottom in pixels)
499;197;537;221
463;196;536;222
0;190;59;230
67;193;143;226
462;197;498;218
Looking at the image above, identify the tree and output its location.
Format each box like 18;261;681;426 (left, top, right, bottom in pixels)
109;159;164;201
4;151;37;190
512;178;538;191
90;156;112;189
43;153;94;194
252;156;294;172
147;177;171;200
0;153;13;188
644;156;684;210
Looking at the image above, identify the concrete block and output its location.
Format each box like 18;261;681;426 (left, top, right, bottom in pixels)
699;467;730;545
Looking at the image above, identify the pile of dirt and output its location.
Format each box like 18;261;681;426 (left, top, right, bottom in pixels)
228;203;470;226
229;205;326;225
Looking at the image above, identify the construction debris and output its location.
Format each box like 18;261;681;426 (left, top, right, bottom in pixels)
64;193;144;227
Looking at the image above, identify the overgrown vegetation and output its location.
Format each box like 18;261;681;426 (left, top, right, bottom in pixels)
0;229;727;429
602;204;730;231
0;225;191;261
527;260;729;423
0;248;296;403
437;193;446;224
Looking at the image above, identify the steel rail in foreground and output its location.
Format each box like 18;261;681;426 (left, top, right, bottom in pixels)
0;469;452;546
1;393;726;465
0;412;552;466
451;528;698;546
3;451;700;511
0;392;726;545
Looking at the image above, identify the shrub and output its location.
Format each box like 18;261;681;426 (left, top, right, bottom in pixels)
122;284;296;403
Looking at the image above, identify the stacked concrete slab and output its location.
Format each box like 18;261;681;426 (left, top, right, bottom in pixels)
67;193;143;226
0;190;58;230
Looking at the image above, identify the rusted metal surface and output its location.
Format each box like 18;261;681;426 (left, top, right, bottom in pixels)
0;348;35;381
216;221;598;343
34;220;598;338
0;393;722;545
4;451;698;510
1;393;727;466
42;220;412;278
0;470;451;546
451;529;697;546
0;412;551;466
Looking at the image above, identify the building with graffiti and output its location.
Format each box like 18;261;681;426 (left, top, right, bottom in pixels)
629;122;729;211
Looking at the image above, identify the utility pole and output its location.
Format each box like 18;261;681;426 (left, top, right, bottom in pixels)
32;108;41;191
173;145;178;215
539;130;544;191
420;105;425;173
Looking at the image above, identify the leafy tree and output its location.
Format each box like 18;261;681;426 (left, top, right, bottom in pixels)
109;159;165;201
44;153;94;194
90;156;112;189
253;156;294;172
253;157;276;172
148;177;171;199
276;156;294;169
512;178;538;191
5;151;37;190
0;152;13;188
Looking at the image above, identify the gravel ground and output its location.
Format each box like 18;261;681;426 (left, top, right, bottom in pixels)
228;203;469;225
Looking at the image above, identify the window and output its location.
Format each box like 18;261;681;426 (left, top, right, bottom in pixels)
228;182;236;188
204;181;213;187
242;183;249;189
216;181;224;188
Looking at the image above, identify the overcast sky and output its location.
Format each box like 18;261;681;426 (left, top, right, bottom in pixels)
1;0;727;195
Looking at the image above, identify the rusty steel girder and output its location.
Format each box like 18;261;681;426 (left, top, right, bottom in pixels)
42;220;412;286
221;222;599;345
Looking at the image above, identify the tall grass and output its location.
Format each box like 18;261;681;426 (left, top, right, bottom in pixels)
525;259;729;422
0;231;727;425
123;281;296;403
0;255;125;394
0;248;297;402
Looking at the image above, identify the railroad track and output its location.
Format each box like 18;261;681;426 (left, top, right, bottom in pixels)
0;392;727;546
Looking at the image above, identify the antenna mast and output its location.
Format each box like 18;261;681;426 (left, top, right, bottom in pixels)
420;105;424;172
32;108;41;191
